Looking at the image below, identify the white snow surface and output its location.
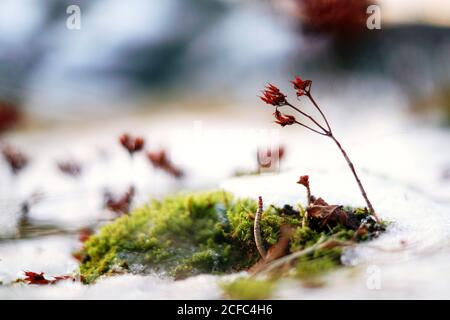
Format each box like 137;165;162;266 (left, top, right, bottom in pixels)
0;90;449;299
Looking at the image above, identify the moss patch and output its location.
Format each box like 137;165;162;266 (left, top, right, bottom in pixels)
79;191;302;283
221;277;276;300
79;190;385;288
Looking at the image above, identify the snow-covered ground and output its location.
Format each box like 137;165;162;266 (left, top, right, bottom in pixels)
0;87;449;299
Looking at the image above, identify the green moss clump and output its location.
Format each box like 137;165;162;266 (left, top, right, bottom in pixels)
79;190;385;287
221;277;276;300
294;248;342;287
79;191;302;283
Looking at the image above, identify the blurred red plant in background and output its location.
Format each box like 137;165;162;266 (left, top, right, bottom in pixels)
1;144;28;174
295;0;375;36
147;150;184;178
0;101;21;134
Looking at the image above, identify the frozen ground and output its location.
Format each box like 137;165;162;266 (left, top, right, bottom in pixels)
0;89;449;299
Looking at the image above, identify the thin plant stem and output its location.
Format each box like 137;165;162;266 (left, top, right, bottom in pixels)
306;93;332;133
329;135;378;221
294;121;328;136
254;196;267;260
289;93;378;222
284;102;328;133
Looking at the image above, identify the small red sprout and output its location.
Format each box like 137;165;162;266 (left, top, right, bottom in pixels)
297;175;309;188
297;175;312;206
146;150;183;178
119;133;145;155
1;144;28;174
259;84;287;106
260;76;379;222
104;186;135;215
57;160;82;177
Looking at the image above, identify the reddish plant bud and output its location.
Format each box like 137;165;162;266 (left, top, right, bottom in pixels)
291;76;312;96
119;133;145;155
273;110;296;127
297;175;309;188
260;84;287;106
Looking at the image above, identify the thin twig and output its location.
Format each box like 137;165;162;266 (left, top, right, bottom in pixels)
294;121;328;136
329;135;378;221
254;196;267;260
284;102;329;134
306;93;332;133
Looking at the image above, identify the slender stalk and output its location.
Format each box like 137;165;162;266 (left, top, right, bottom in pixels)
292;92;378;222
285;102;328;134
306;93;332;133
294;121;328;136
305;185;312;206
261;82;379;223
329;135;378;221
254;196;267;260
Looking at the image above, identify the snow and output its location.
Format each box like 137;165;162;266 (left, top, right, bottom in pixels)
0;86;449;298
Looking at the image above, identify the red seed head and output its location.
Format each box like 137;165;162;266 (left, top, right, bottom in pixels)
297;175;310;188
260;84;287;106
119;133;145;155
273;110;296;127
290;76;312;96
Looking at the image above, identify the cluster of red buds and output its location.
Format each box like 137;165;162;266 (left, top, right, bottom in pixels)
119;133;145;155
259;84;287;106
260;76;378;222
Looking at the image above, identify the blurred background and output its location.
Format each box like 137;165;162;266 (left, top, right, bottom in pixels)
1;0;450;123
0;0;450;297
